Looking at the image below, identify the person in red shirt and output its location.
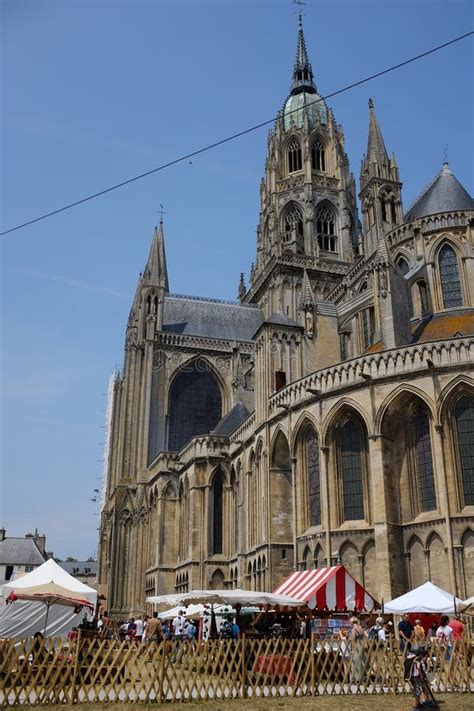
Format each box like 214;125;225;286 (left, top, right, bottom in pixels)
448;615;464;641
67;627;78;642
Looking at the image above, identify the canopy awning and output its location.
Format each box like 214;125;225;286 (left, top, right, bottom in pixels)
384;581;465;614
2;558;97;608
273;565;378;612
146;588;305;608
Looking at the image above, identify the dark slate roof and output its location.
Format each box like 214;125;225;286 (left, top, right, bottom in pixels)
405;163;474;220
212;402;250;436
59;560;97;576
0;538;45;566
162;295;263;341
262;311;302;328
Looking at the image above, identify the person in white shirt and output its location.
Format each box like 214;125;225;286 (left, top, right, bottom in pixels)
172;612;185;640
436;614;453;662
135;615;144;641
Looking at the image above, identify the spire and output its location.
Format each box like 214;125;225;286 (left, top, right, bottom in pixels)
366;98;389;166
299;270;316;311
144;220;169;292
290;14;317;96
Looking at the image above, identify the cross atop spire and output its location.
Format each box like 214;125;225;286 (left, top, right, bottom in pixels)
290;14;316;96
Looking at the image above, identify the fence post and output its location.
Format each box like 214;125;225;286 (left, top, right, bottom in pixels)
69;629;82;705
310;637;316;696
159;641;167;704
240;635;247;698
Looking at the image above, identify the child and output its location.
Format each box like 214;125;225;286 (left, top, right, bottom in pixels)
403;645;429;710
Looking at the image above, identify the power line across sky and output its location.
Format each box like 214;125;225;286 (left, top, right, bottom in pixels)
1;29;472;238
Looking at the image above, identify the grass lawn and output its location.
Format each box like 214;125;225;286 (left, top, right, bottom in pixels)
30;695;472;711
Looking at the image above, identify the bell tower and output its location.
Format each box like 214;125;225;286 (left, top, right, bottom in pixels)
359;99;403;256
246;15;358;322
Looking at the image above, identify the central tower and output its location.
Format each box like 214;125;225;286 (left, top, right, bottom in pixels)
245;16;359;320
243;17;359;420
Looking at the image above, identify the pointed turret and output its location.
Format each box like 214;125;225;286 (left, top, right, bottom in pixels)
290;14;317;95
299;270;316;311
143;220;169;292
405;162;474;221
360;99;403;255
366;98;389;168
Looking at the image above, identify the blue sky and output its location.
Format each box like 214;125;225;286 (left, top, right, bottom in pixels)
1;0;473;559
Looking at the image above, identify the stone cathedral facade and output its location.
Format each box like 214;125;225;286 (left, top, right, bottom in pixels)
98;21;474;615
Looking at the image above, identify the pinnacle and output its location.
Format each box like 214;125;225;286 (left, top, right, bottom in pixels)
299;270;315;311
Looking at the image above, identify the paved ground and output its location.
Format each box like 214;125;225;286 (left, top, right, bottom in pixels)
30;693;472;710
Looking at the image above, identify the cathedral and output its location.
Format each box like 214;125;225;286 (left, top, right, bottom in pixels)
98;20;474;615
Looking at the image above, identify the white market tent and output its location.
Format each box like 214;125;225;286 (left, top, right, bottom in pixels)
146;588;305;608
384;581;465;614
2;558;97;606
1;558;97;638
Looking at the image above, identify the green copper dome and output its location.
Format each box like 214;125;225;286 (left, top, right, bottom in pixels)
283;92;327;131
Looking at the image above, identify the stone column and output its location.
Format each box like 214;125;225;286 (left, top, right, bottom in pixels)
368;435;393;601
320;446;331;565
432;424;457;593
453;544;466;598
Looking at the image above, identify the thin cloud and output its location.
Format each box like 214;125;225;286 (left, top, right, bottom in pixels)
2;266;127;298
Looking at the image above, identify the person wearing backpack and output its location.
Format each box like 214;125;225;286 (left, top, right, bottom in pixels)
404;645;427;710
368;616;386;681
368;616;386;645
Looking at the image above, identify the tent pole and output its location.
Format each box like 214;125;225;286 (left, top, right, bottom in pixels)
43;602;52;636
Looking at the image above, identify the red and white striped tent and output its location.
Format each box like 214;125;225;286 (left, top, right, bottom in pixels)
273;565;378;612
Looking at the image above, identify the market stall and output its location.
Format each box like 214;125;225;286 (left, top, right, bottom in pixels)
384;581;465;614
273;565;378;612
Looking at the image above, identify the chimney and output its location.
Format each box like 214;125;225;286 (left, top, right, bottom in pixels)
0;527;5;542
33;529;46;556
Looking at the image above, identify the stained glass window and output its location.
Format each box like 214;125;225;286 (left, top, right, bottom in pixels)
454;396;474;506
311;140;326;171
288;137;302;173
339;419;365;520
439;244;463;308
168;360;222;451
412;404;437;511
316;205;337;252
213;470;223;555
306;427;321;526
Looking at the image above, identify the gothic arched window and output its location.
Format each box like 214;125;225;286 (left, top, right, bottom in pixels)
454;396;474;506
212;470;224;555
397;257;414;317
409;402;437;512
417;280;429;315
168;360;222;451
306;427;321;526
315;204;337;252
311;139;326;171
287;137;302;173
283;205;304;248
338;418;366;521
439;244;463;308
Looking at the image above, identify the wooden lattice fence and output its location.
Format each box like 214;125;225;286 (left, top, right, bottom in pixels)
0;635;472;705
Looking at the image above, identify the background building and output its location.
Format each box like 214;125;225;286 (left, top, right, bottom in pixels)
98;20;474;615
0;528;47;585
